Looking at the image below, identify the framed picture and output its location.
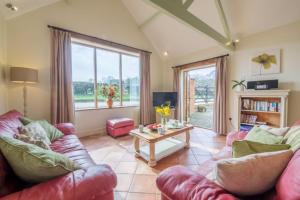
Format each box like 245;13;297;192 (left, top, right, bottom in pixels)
251;49;281;75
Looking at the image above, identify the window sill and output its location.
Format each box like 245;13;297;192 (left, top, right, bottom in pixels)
75;105;140;112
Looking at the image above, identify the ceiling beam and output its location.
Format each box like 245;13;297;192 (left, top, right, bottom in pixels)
143;0;235;50
214;0;232;41
139;11;161;29
183;0;194;9
64;0;71;5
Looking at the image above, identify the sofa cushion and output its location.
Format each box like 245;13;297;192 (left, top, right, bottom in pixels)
232;140;290;158
276;150;300;200
259;125;290;136
19;117;64;142
15;134;51;150
226;131;248;146
18;116;33;125
106;118;134;128
0;135;79;183
245;126;283;144
283;125;300;151
156;165;237;200
50;134;95;169
19;122;51;145
213;150;293;196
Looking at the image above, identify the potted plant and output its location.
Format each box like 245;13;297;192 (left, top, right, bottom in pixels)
232;80;247;92
102;85;116;108
155;102;171;126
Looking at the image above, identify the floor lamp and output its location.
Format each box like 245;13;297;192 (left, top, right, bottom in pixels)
10;67;38;117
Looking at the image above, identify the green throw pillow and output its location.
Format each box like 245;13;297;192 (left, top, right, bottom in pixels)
19;117;64;141
283;125;300;151
232;140;290;158
19;116;33;125
0;136;79;183
36;120;64;141
245;126;284;144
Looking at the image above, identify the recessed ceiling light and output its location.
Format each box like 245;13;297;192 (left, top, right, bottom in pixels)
234;38;240;43
163;51;168;56
5;3;18;11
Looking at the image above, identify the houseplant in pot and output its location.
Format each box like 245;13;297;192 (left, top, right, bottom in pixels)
232;80;247;92
102;85;116;108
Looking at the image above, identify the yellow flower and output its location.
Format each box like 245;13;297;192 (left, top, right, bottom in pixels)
156;104;171;117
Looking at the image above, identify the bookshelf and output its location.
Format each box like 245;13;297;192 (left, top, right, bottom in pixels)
235;90;290;131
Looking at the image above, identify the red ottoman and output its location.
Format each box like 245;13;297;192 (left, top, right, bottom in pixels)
106;118;134;137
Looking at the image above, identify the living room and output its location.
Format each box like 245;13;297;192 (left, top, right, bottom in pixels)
1;0;300;200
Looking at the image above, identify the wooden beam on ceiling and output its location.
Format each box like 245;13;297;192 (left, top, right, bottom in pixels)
143;0;235;51
64;0;71;5
183;0;194;9
215;0;232;41
139;11;161;29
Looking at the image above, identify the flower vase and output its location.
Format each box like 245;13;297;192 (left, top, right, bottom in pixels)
107;98;113;108
161;117;167;127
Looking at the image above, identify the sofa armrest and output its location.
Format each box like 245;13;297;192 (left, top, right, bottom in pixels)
157;165;237;200
0;165;117;200
226;131;248;146
55;123;75;135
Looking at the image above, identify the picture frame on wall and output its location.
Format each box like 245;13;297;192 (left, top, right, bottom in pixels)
251;49;281;75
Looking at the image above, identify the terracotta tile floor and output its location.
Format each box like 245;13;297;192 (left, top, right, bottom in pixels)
80;127;226;200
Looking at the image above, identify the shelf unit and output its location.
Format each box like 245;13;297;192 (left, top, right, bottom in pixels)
235;90;290;131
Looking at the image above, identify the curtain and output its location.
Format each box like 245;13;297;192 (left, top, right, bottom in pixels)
173;67;181;120
140;51;151;125
50;28;74;124
213;56;228;135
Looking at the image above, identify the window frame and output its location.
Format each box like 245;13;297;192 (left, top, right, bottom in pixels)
71;40;141;111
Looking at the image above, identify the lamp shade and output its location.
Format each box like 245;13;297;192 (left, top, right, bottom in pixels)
10;67;38;83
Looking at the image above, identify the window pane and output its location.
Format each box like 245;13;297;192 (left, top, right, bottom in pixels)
72;43;95;109
97;49;121;107
122;55;140;106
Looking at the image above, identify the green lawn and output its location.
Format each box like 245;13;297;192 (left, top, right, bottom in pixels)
74;94;139;102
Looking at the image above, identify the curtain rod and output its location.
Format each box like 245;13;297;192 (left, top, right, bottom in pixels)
47;25;152;54
172;54;229;68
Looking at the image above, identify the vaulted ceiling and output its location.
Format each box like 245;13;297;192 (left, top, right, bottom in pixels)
122;0;300;58
0;0;61;19
1;0;300;59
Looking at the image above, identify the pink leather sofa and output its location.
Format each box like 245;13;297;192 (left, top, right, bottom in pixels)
157;122;300;200
0;110;117;200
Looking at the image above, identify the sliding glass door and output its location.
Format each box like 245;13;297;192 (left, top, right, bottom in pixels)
183;65;216;129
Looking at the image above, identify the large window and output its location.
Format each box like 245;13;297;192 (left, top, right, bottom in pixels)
71;41;140;110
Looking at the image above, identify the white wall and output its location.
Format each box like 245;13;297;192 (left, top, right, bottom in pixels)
6;0;163;137
0;13;7;114
162;20;300;130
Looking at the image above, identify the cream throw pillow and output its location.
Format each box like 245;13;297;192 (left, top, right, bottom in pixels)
211;150;293;196
19;122;51;145
260;125;290;136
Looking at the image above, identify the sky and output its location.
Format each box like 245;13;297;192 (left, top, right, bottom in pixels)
71;43;140;82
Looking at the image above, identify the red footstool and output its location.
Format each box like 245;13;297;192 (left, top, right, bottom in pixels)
106;118;134;137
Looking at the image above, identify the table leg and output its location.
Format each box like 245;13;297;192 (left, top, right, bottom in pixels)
185;130;190;148
134;137;140;158
148;142;157;167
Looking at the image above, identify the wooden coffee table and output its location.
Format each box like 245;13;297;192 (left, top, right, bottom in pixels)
130;125;193;167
